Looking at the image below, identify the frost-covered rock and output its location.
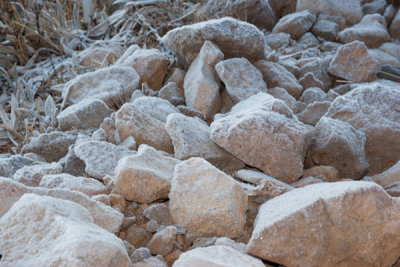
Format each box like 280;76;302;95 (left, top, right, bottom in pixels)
158;82;184;105
169;158;247;238
79;47;118;67
0;194;130;267
328;41;381;82
115;97;179;153
0;155;40;178
146;226;177;256
161;17;265;68
272;10;317;39
300;87;326;104
390;9;400;40
215;58;266;103
372;160;400;187
165;113;244;173
115;144;180;203
248;181;400;267
325;81;400;174
58;98;113;131
311;19;338;41
267;87;298;112
299;72;324;90
184;41;223;119
143;203;173;226
296;101;331;126
368;48;400;67
379;42;400;62
13;162;63;187
210;93;311;183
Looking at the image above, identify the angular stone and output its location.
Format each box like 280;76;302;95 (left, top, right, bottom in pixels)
100;117;118;144
390;9;400;40
161;17;265;68
158;82;184;104
267;87;298;112
0;194;130;267
303;165;339;182
248;181;400;267
272;10;317;39
325;81;400;174
372;160;400;187
13;162;63;187
62;66;140;108
311;19;338;41
143;203;173;226
215;58;266;103
210;93;311;183
328;41;381;82
265;32;292;51
115;97;179;153
115;145;180;203
146;226;177;256
165;113;244;173
0;155;40;178
255;60;303;99
169;158;247;238
22;131;77;162
368;48;400;67
58;98;113;131
296;101;331;126
58;145;87;177
299;72;324;90
291;176;323;188
183;41;223;119
379;42;400;62
362;0;386;15
124;225;152;248
79;47;118;67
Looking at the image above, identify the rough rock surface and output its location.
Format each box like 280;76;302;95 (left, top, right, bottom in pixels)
372;160;400;187
161;17;265;68
248;181;400;267
169;158;247;238
296;101;331;126
390;9;400;40
13;162;63;187
210;93;311;183
0;155;39;177
272;10;317;39
146;226;177;256
0;194;130;267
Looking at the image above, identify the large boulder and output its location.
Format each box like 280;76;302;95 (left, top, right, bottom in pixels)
115;96;179;153
161;17;265;68
325;81;400;174
210;93;311;183
272;10;317;39
169;158;247;238
0;194;130;266
248;181;400;267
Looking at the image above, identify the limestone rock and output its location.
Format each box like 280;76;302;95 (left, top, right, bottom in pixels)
115;96;179;153
328;41;381;82
248;181;400;267
272;10;317;39
215;58;266;103
13;162;63;187
169;158;247;238
161;17;265;68
210;93;311;183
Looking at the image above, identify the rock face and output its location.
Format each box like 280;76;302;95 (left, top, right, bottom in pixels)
272;10;317;39
58;98;113;131
174;245;265;267
248;181;400;267
115;144;181;203
328;41;381;82
169;158;247;238
62;66;140;108
215;58;266;103
0;194;130;267
307;116;369;179
183;41;223;119
325;81;400;174
210;93;311;183
115;97;179;153
296;0;363;25
161;17;265;68
165;113;244;173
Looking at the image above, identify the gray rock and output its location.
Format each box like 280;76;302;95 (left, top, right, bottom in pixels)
58;145;87;177
300;87;326;104
267;87;298;112
312;19;339;41
143;203;173;226
296;101;331;126
272;10;317;39
0;155;39;178
265;32;292;51
13;162;63;187
299;72;324;89
362;0;386;15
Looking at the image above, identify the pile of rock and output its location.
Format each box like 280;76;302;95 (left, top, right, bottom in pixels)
2;0;400;266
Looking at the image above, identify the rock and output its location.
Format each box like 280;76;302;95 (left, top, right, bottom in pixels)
297;32;320;47
299;72;324;89
131;247;151;263
0;155;40;178
92;128;107;142
255;60;303;99
390;9;400;40
183;41;223;119
115;97;179;153
272;10;317;39
58;145;87;176
307;116;369;179
165;113;244;173
210;93;311;183
215;58;266;103
372;160;400;187
169;158;247;238
79;47;118;67
145;219;159;233
166;68;186;89
174;245;265;267
214;237;248;254
383;181;400;197
265;32;292;51
117;48;169;90
58;98;113;131
21;131;77;162
303;165;339;182
248;181;400;267
176;105;206;121
158;82;184;104
379;42;400;62
100;117;118;144
362;0;386;15
267;87;298;112
291;176;323;188
297;56;332;91
62;66;140;108
0;177;123;233
296;0;363;25
338;14;391;48
296;101;331;126
143;203;173;226
115;44;141;65
325;81;400;174
197;0;276;31
300;87;326;104
368;48;400;67
119;135;136;151
124;225;152;248
12;162;63;187
328;41;381;82
147;226;177;256
0;194;130;267
132;257;166;267
39;173;108;196
311;19;338;41
74;140;135;179
269;0;297;18
115;144;180;203
161;17;265;68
